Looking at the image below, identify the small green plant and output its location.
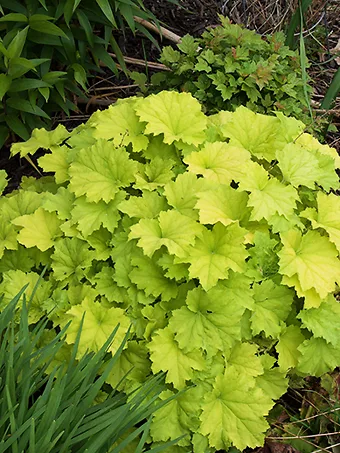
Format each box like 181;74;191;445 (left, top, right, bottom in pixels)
0;285;180;452
147;17;312;123
0;0;160;146
1;91;340;452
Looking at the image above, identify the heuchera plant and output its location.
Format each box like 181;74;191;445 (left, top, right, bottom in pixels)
1;91;340;452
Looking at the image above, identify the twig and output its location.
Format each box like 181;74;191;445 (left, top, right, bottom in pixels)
133;16;182;44
77;97;115;106
108;53;170;70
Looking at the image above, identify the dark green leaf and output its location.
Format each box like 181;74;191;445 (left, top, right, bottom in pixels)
7;98;50;119
71;63;87;91
119;4;135;33
5;114;29;139
38;86;50;102
285;0;312;49
7;26;29;59
95;0;117;27
9;79;51;92
76;10;94;47
321;67;340;110
29;18;68;38
42;71;67;85
0;13;28;23
93;45;118;75
0;74;12;100
0;125;9;148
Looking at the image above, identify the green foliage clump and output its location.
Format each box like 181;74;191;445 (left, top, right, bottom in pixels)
0;286;176;453
150;17;311;121
0;0;158;145
1;91;340;452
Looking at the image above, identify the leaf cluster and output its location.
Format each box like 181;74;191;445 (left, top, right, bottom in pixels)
0;0;159;145
1;91;340;452
150;17;311;122
0;285;178;453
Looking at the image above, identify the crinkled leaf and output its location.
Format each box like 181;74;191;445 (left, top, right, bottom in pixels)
297;338;340;376
276;325;305;371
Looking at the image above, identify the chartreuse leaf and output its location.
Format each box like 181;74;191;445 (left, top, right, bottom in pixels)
276;143;323;188
220;106;287;161
0;170;7;195
134;157;175;191
200;367;274;450
250;281;294;339
0;222;17;259
42;187;75;220
296;132;340;169
1;191;41;221
246;231;279;281
90;100;149;152
297;338;340;377
225;342;263;378
164;172;213;220
148;326;205;389
298;296;340;346
130;254;178;301
51;238;94;284
255;355;288;400
38;145;69;184
168;287;245;355
135;91;207;146
281;273;323;309
184;142;251;184
195;185;249;226
181;223;248;291
301;192;340;253
72;192;125;237
118;191;168;219
129;210;203;258
62;297;130;357
150;387;203;446
12;207;62;251
276;325;305;371
69;140;137;203
0;270;51;322
278;229;340;300
11;124;69;157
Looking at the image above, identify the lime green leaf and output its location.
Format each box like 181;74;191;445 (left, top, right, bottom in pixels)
276;325;305;371
93;266;126;304
276;143;323;188
38;145;69;184
297;338;340;376
29;16;67;37
184;142;251;184
246;231;279;281
12;207;62;251
51;238;94;284
226;343;263;378
302;192;340;253
220;106;287;161
182;223;248;291
0;170;8;195
164;172;213;220
0;270;51;323
135;91;207;146
87;227;112;261
11;124;69;157
251;281;294;339
196;186;249;226
130;254;178;301
129;210;203;258
281;274;323;309
69;140;137;202
134;157;175;191
151;388;203;446
168;287;245;355
90;100;149;152
200;368;274;450
7;27;28;59
278;229;340;299
63;297;130;357
0;222;18;259
72;192;125;237
256;365;288;400
1;190;41;222
42;187;75;220
296;132;340;169
118;191;168;219
298;296;340;346
148;326;205;389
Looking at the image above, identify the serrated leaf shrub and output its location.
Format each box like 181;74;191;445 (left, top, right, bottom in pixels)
1;90;340;452
149;17;311;123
